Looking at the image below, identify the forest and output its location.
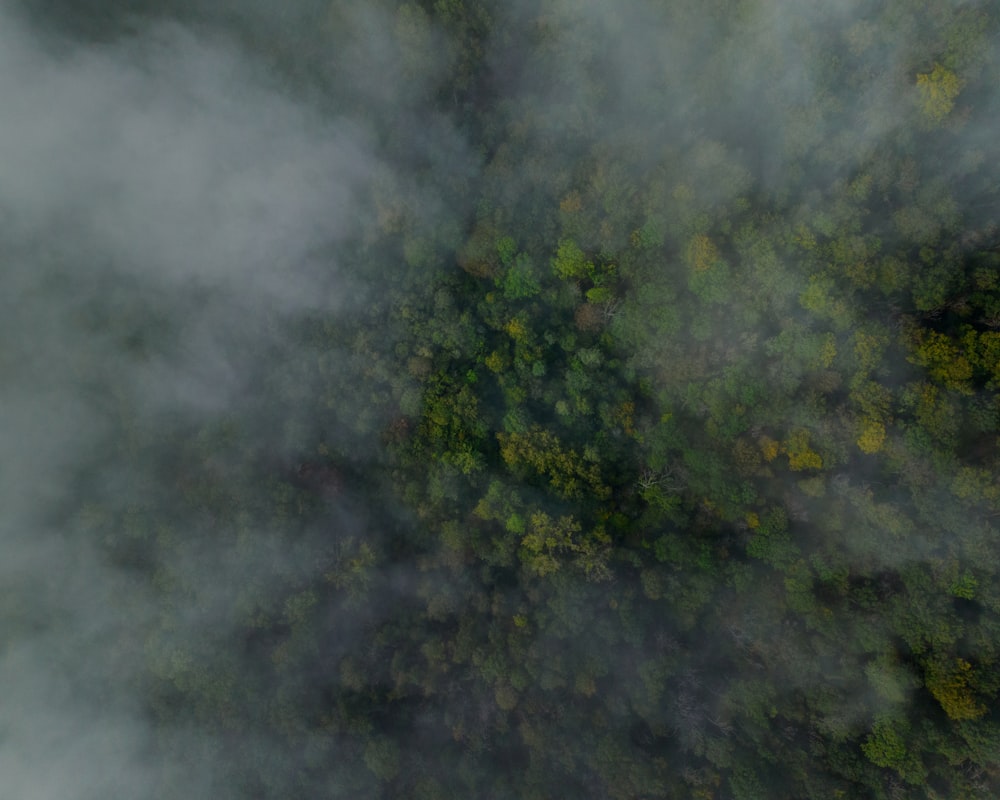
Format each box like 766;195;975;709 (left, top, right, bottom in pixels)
3;0;1000;798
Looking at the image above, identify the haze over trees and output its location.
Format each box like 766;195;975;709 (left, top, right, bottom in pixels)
3;0;1000;798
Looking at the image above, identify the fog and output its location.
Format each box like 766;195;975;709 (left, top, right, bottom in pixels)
0;3;386;796
2;0;999;798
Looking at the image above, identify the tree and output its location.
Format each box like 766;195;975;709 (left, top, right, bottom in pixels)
916;63;963;123
783;429;823;471
908;329;973;394
552;238;592;281
518;511;582;577
862;714;925;783
924;657;987;721
496;428;610;501
857;419;886;454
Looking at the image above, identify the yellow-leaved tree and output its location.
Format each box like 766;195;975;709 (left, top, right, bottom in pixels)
925;656;986;721
916;63;963;123
857;419;886;454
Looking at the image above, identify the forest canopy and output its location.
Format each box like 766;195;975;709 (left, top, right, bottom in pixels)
3;0;1000;799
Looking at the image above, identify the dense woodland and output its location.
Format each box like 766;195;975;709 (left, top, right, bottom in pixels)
11;0;1000;798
